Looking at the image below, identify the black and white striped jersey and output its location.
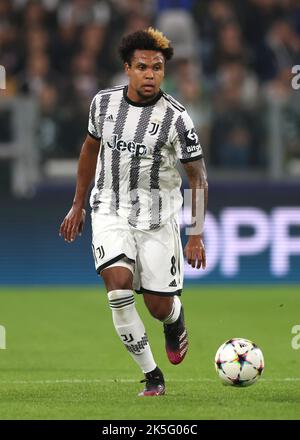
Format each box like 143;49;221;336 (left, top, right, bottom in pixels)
88;85;203;230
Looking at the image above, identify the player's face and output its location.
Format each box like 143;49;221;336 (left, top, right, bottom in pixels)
125;50;165;103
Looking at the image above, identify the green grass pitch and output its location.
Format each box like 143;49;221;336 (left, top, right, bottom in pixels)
0;286;300;420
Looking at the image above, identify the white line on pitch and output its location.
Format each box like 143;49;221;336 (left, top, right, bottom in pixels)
0;378;300;385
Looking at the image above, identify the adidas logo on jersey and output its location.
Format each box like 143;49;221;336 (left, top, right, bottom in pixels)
105;114;114;122
106;134;148;157
169;279;177;287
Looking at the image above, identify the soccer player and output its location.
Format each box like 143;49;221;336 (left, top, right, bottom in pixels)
59;28;208;396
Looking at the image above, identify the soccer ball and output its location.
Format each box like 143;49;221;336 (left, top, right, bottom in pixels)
214;338;264;387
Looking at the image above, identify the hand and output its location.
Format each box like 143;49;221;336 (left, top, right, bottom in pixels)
59;207;86;243
184;235;206;269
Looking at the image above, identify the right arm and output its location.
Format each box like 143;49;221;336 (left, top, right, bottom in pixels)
59;134;100;242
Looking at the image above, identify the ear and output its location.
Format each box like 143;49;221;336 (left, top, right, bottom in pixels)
124;62;130;75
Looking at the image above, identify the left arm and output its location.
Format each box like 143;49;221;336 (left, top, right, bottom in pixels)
182;158;208;269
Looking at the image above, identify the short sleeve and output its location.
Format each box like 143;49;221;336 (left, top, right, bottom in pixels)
88;95;101;140
172;111;203;163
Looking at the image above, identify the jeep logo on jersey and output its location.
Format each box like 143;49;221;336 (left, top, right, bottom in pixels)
107;134;148;157
184;128;199;147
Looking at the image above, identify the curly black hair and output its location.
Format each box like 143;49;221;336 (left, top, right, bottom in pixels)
118;28;174;65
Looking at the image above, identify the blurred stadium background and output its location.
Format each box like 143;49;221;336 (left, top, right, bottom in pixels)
1;0;300;421
0;0;299;285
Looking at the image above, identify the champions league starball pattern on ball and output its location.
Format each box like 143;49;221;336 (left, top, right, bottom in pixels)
215;338;264;387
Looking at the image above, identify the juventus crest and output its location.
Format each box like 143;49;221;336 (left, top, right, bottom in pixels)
149;122;160;136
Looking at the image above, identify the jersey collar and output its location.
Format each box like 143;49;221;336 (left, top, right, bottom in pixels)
123;85;163;107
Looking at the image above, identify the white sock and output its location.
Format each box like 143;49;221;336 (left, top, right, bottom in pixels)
108;289;156;374
163;296;182;325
